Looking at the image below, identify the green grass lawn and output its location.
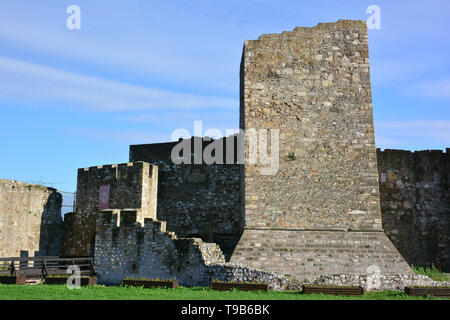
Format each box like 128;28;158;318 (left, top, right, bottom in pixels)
0;284;447;300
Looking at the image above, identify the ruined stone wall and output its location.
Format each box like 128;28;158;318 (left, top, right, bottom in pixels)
377;149;450;271
94;209;300;290
62;162;158;257
0;179;62;257
130;138;242;260
94;210;225;286
240;20;381;230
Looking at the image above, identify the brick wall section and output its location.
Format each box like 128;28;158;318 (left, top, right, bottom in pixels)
377;149;450;271
62;162;158;257
130;138;243;260
0;179;62;257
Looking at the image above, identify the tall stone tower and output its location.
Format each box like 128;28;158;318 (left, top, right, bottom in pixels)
230;20;412;276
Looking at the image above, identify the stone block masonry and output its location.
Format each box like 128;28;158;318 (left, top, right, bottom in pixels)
129;142;449;270
94;209;305;290
94;210;447;291
233;19;412;276
378;149;450;271
94;209;225;286
130;138;243;260
240;20;380;230
62;162;158;257
230;229;412;276
0;179;62;257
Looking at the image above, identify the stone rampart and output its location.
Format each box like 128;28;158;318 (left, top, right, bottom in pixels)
0;179;62;257
378;148;449;271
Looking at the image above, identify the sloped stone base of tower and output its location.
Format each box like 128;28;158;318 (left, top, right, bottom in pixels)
230;229;413;276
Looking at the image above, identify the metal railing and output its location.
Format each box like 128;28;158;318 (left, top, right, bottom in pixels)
60;191;76;214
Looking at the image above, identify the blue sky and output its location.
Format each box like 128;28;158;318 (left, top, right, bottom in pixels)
0;0;449;194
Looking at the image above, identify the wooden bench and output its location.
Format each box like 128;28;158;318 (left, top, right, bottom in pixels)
210;281;269;292
302;285;364;296
405;287;450;298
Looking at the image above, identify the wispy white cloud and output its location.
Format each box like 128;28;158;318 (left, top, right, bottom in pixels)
374;135;403;149
375;120;450;149
377;120;450;139
413;78;450;99
0;16;238;93
370;58;431;87
119;111;237;125
66;128;172;144
0;56;238;111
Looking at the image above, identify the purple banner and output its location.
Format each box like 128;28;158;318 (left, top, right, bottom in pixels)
99;185;110;210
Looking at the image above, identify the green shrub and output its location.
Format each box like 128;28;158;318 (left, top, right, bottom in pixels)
287;152;297;161
411;264;450;282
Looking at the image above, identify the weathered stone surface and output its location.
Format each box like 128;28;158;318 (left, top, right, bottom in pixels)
230;229;412;276
206;263;302;291
240;19;381;230
94;210;300;290
94;210;225;286
378;149;449;271
298;273;450;292
93;210;448;291
0;179;62;257
232;20;411;276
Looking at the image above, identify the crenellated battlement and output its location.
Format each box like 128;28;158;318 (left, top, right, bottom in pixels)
97;209;171;237
81;161;140;171
378;148;449;156
78;162;150;179
62;161;158;257
380;148;449;153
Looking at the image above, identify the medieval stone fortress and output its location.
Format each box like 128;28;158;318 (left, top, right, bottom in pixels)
0;20;448;291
